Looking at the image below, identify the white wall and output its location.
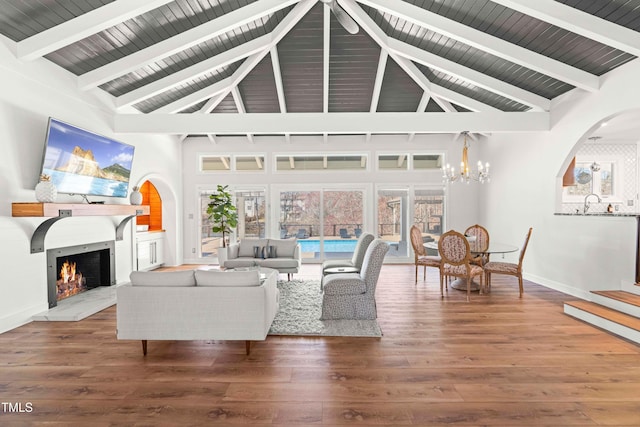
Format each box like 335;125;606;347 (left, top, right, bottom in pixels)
0;41;183;333
484;59;640;299
181;134;481;263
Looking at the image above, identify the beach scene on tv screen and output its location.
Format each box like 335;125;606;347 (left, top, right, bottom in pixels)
42;119;134;198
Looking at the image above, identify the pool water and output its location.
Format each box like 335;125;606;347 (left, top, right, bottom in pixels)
299;239;357;253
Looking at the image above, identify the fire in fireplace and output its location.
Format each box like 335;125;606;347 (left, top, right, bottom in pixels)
57;260;86;300
46;241;115;308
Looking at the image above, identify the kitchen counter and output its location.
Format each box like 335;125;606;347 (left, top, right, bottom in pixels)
555;212;640;284
554;212;640;217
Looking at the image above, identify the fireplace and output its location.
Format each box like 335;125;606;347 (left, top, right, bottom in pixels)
46;241;115;308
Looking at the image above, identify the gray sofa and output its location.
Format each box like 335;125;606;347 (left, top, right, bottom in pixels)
116;268;279;355
224;238;301;280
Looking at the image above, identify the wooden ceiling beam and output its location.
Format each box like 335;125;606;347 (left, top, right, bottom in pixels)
17;0;174;61
492;0;640;58
78;0;301;90
352;0;599;92
114;111;550;134
116;35;271;109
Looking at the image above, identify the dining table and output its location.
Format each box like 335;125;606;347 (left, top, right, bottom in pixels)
424;240;519;291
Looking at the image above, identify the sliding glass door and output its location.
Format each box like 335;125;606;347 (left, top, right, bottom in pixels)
200;187;266;259
278;188;364;260
377;189;409;258
323;190;364;258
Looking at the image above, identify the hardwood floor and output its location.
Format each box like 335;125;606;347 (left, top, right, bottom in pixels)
2;264;640;425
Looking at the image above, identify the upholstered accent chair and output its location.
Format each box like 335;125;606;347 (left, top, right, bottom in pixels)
409;225;441;284
321;232;375;274
320;239;389;320
464;224;490;266
483;227;533;297
438;230;484;302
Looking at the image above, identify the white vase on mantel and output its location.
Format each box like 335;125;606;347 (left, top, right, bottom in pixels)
35;174;57;203
129;186;143;205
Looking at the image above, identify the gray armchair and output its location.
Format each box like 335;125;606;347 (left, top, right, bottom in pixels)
321;232;375;274
320;239;389;320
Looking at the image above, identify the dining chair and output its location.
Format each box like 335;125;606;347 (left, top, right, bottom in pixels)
464;224;490;266
483;227;533;297
438;230;484;302
409;225;441;285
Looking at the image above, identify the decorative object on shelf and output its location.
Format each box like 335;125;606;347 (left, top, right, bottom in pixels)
576;169;592;184
129;186;143;205
207;184;238;253
442;132;490;183
35;174;57;202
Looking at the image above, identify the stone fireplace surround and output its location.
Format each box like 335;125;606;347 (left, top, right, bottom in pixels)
46;240;115;309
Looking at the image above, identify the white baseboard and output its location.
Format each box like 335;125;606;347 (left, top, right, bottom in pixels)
0;303;47;334
524;273;591;300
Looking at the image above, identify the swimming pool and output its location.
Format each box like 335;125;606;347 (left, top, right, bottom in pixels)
298;239;357;253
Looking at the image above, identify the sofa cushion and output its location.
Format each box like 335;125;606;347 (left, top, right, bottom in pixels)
267;238;297;258
238;239;268;257
130;270;196;287
224;258;258;269
259;258;300;269
195;270;261;287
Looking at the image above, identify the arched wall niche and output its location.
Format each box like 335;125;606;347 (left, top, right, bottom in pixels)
555;108;640;213
132;173;180;266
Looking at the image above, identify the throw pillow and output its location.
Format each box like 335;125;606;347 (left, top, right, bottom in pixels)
267;245;277;259
253;245;265;259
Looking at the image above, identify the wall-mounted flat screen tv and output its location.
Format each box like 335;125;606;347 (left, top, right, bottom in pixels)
39;118;135;198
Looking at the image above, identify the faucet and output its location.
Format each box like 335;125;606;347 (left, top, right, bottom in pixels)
583;193;601;214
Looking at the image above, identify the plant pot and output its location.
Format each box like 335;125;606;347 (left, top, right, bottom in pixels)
217;246;228;267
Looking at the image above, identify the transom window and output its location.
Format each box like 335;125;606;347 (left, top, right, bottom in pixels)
412;154;444;170
275;155;367;171
200;155;265;172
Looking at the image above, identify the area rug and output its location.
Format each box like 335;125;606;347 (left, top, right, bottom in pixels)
268;279;382;337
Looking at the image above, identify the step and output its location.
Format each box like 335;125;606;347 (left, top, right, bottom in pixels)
591;290;640;308
589;290;640;318
564;300;640;345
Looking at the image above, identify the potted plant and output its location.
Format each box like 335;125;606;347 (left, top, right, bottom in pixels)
207;185;238;266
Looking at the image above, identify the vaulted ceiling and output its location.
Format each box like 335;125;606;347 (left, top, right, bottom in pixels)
1;0;639;140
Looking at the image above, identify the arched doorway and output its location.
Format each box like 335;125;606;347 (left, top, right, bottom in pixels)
133;174;181;267
137;181;163;231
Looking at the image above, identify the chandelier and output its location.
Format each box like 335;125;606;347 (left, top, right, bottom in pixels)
442;132;490;183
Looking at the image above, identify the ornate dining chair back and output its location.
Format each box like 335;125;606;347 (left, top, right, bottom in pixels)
438;230;484;301
410;225;441;284
517;227;534;274
410;225;426;257
483;227;533;298
464;224;490;266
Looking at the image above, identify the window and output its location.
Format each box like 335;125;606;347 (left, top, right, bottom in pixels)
199;187;267;258
378;154;408;170
200;155;265;172
201;155;231;172
235;156;265;172
412;154;444;170
275;154;366;171
564;158;619;201
377;188;409;257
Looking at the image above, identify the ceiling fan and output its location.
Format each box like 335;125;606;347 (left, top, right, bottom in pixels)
319;0;359;34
